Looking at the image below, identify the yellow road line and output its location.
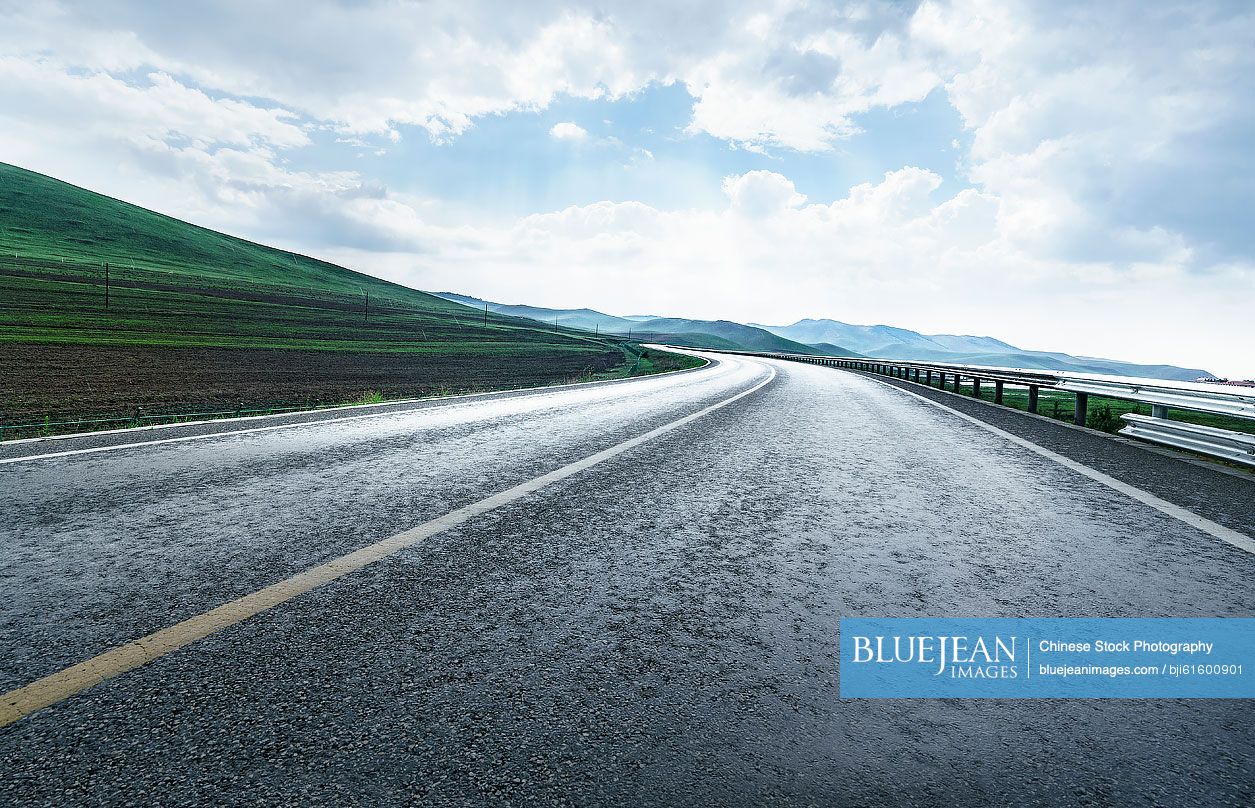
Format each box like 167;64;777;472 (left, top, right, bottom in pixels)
0;363;774;727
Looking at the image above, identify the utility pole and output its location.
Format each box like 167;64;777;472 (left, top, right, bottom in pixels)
360;288;369;323
104;261;110;310
483;302;488;327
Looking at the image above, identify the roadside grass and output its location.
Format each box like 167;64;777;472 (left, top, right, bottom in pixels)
621;344;707;377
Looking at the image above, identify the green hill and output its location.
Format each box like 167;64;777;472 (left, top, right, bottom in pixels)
0;163;694;429
0;162;606;350
624;317;827;354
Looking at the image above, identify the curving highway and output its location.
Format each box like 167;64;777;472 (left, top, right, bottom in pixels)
1;351;1252;805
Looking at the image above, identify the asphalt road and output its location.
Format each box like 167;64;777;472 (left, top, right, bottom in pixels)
2;352;1252;806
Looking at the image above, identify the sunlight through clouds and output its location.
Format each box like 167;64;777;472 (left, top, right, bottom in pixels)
0;0;1251;374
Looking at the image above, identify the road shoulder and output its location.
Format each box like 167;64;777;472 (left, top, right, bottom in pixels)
854;369;1255;538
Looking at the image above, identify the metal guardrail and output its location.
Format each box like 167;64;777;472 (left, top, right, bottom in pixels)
1119;414;1255;467
691;348;1255;468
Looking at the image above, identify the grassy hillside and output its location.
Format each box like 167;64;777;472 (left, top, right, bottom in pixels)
0;163;694;429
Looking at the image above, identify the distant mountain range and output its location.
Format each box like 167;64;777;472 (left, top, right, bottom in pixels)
755;319;1211;380
434;293;847;356
437;294;1213;381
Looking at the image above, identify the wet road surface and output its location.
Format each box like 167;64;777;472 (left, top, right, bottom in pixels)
2;352;1253;806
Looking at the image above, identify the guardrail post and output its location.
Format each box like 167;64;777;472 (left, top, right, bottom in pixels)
926;370;933;386
972;377;981;398
1152;404;1168;419
994;380;1003;405
1074;392;1089;427
1028;386;1039;413
953;374;962;392
938;372;946;389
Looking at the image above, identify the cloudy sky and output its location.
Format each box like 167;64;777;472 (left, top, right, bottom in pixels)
2;1;1252;376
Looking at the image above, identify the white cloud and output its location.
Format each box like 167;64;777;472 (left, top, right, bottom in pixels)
548;121;588;141
0;59;306;152
721;170;806;217
0;2;949;151
0;1;1252;375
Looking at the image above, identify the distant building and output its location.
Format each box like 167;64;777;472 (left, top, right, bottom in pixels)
1198;377;1255;387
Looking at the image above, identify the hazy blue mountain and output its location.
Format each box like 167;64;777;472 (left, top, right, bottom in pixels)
758;318;1210;380
435;292;635;332
757;319;1003;356
626;331;746;351
928;334;1020;353
809;342;855;355
622;317;837;355
436;293;857;355
437;296;1206;380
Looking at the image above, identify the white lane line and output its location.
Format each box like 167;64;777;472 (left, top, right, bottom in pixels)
0;364;775;727
857;372;1255;556
0;359;720;466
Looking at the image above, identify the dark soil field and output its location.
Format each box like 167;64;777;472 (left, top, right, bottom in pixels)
1;344;629;423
